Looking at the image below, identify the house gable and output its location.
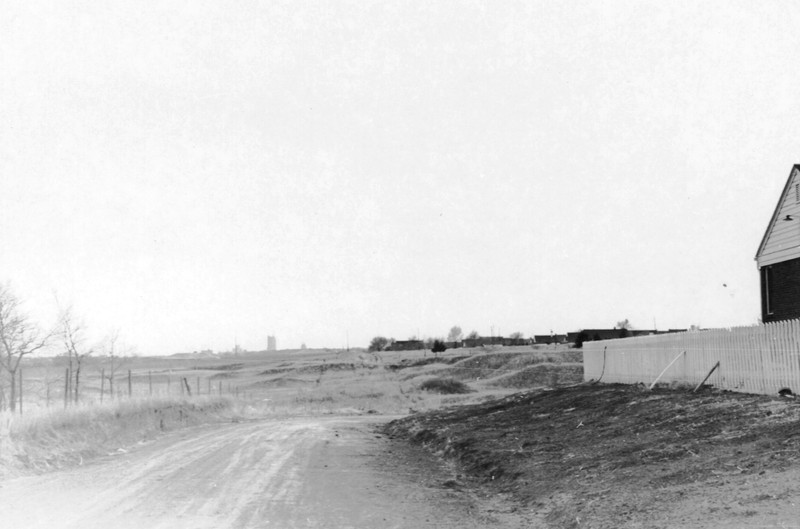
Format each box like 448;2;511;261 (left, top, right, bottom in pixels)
756;164;800;268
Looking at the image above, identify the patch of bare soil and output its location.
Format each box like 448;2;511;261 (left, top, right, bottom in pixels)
486;362;583;389
195;363;244;371
384;383;800;528
385;355;471;370
258;362;359;376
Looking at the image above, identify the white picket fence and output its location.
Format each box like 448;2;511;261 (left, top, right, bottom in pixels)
582;320;800;395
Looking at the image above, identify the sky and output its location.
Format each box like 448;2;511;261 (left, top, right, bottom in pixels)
2;1;800;354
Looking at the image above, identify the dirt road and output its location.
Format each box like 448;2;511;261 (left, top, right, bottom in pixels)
0;415;525;528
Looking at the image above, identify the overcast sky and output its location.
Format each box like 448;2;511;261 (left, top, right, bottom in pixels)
2;1;799;354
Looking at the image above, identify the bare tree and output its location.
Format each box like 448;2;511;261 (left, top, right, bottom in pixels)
0;284;52;411
98;330;128;399
40;362;58;407
615;319;632;330
59;307;95;404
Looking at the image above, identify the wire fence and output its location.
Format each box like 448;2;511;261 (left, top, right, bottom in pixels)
1;369;246;415
583;320;800;395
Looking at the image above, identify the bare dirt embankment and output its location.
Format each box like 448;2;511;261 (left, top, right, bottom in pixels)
384;383;800;528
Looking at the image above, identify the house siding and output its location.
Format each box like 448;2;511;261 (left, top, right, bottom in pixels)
761;256;800;322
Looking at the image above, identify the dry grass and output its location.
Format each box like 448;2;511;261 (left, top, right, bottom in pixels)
0;396;239;478
412;348;582;384
419;378;474;394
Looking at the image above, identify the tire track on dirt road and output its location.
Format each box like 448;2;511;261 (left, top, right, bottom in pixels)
0;416;528;528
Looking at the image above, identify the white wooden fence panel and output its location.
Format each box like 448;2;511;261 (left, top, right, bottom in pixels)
583;320;800;395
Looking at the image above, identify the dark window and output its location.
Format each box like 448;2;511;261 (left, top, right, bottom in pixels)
765;266;774;315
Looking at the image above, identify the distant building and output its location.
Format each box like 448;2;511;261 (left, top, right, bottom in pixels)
533;334;568;345
267;336;277;351
462;336;504;348
385;340;424;351
502;336;531;346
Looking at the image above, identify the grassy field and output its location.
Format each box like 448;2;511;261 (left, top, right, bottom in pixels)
0;344;582;478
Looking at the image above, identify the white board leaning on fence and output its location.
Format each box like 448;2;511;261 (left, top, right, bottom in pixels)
582;321;800;396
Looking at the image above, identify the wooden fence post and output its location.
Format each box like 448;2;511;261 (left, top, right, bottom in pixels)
693;361;721;393
649;351;686;390
183;377;192;396
196;376;200;396
100;368;105;403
